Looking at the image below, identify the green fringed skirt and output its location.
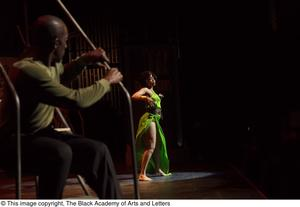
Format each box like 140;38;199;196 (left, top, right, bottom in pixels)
135;112;169;174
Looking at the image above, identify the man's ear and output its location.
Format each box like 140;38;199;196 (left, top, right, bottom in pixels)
54;38;60;49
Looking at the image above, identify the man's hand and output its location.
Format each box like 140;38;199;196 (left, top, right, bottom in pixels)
103;68;123;84
78;48;110;65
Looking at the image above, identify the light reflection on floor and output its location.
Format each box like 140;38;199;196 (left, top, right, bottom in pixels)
118;172;219;185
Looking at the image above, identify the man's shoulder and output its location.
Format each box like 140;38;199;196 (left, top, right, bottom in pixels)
13;58;49;79
13;58;40;70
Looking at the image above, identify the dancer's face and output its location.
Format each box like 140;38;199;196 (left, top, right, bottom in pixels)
146;74;156;88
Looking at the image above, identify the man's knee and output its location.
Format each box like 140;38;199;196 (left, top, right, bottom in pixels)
54;144;72;164
94;141;110;156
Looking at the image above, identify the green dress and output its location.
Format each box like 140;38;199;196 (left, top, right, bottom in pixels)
135;90;170;174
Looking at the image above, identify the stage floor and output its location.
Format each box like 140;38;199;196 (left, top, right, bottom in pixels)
0;162;266;199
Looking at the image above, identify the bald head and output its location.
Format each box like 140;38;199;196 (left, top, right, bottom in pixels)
30;15;68;48
29;15;69;63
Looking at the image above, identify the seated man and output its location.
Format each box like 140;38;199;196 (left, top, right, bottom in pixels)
8;15;123;199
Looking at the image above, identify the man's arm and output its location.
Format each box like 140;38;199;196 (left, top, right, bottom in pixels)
61;48;110;82
14;59;122;109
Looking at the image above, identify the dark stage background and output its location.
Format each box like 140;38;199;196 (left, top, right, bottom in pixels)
1;0;300;198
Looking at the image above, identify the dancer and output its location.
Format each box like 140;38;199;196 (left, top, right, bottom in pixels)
132;70;170;181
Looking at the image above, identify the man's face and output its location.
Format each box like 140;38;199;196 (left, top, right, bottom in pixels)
53;26;68;62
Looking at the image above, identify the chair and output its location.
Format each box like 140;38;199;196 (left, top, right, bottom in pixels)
0;62;21;198
0;62;90;198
